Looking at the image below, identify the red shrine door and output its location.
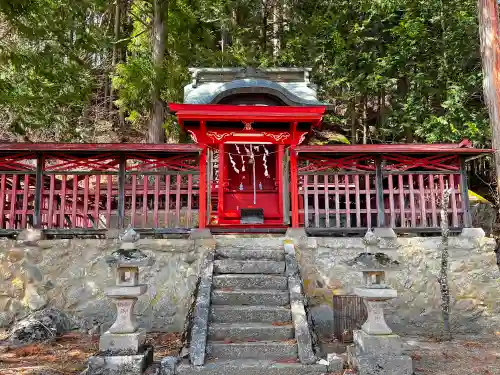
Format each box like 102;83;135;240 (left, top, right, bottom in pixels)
216;143;282;225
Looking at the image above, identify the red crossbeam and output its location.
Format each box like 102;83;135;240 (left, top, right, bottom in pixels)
0;152;37;172
299;154;376;172
382;154;460;172
126;153;199;172
44;153;120;172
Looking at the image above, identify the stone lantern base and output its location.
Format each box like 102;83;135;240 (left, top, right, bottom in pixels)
347;330;413;375
87;345;153;375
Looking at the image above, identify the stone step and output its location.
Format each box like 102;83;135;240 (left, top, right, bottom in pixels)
176;360;327;375
214;260;285;274
211;289;290;306
206;341;298;360
210;306;292;324
208;323;294;341
215;247;284;261
214;236;285;249
213;274;288;290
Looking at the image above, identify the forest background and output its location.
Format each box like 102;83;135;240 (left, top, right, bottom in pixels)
0;0;494;192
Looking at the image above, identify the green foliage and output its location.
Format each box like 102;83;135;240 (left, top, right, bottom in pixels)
0;0;491;147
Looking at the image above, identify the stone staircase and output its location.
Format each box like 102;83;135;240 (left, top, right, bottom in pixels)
176;237;327;375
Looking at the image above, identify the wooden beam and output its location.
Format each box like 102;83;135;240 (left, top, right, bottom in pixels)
375;156;385;227
199;146;207;229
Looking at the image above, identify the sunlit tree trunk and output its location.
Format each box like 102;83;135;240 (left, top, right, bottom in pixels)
478;0;500;201
150;0;167;143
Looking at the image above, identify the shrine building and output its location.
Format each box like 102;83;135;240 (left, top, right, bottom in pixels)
0;67;492;235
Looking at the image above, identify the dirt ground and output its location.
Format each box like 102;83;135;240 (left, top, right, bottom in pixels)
0;332;498;375
0;331;182;375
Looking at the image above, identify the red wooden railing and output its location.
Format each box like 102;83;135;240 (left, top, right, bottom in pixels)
298;153;470;231
0;145;201;231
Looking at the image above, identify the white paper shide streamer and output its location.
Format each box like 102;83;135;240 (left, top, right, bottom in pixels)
262;145;269;177
229;154;239;174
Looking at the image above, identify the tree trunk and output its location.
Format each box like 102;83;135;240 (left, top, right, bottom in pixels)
362;96;368;144
150;0;167;144
109;0;121;117
272;0;281;60
478;0;500;203
349;98;358;144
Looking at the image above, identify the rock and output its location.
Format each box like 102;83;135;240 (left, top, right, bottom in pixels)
17;229;44;246
8;307;74;344
23;283;47;311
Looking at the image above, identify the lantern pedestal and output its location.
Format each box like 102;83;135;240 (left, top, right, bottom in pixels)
87;227;154;375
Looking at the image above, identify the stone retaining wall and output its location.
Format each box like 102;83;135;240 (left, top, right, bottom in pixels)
1;233;498;338
0;237;215;333
298;234;499;337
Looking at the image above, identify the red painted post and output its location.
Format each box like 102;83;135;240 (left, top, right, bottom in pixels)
187;174;193;227
199;146;207;228
83;176;90;228
47;175;55;228
154;175;160;227
290;146;299;228
217;143;225;222
21;174;29;228
105;175;112;228
9;175;17;228
143;175;148;228
71;176;77;228
164;175;171;226
94;175;101;229
60;175;67;228
131;175;137;227
175;174;181;227
277;145;284;225
0;174;6;229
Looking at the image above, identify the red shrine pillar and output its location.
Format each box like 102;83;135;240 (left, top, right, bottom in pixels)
277;145;284;224
290;146;299;228
217;143;225;222
198;145;207;228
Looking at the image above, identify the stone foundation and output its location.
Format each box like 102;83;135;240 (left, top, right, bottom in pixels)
0;237;215;332
298;234;499;336
0;233;498;337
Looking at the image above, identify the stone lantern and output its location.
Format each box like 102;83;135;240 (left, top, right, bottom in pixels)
88;226;154;375
345;230;413;375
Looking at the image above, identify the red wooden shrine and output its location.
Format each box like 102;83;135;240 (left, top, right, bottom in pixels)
169;103;326;227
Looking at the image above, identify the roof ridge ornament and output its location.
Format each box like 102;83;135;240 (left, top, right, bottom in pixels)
235;67;269;79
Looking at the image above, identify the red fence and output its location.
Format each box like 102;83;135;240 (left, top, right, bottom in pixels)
298;153;470;231
0;145;201;231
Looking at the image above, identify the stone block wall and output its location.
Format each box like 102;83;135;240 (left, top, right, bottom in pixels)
298;234;499;337
0;237;215;333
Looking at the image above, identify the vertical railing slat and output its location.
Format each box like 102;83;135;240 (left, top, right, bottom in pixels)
459;157;471;227
430;174;437;226
449;174;458;227
154;175;160;228
418;174;426;227
313;174;319;228
409;174;416;227
398;174;405;227
21;174;29;229
334;174;340;228
324;174;330;228
365;173;371;228
164;175;171;227
106;175;112;228
131;175;137;227
60;175;67;228
303;175;309;228
9;175;17;229
388;175;395;227
175;174;181;227
354;174;361;228
47;175;55;229
345;175;350;228
0;175;6;229
142;175;148;228
187;174;193;228
83;175;90;228
71;176;77;228
94;175;101;229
